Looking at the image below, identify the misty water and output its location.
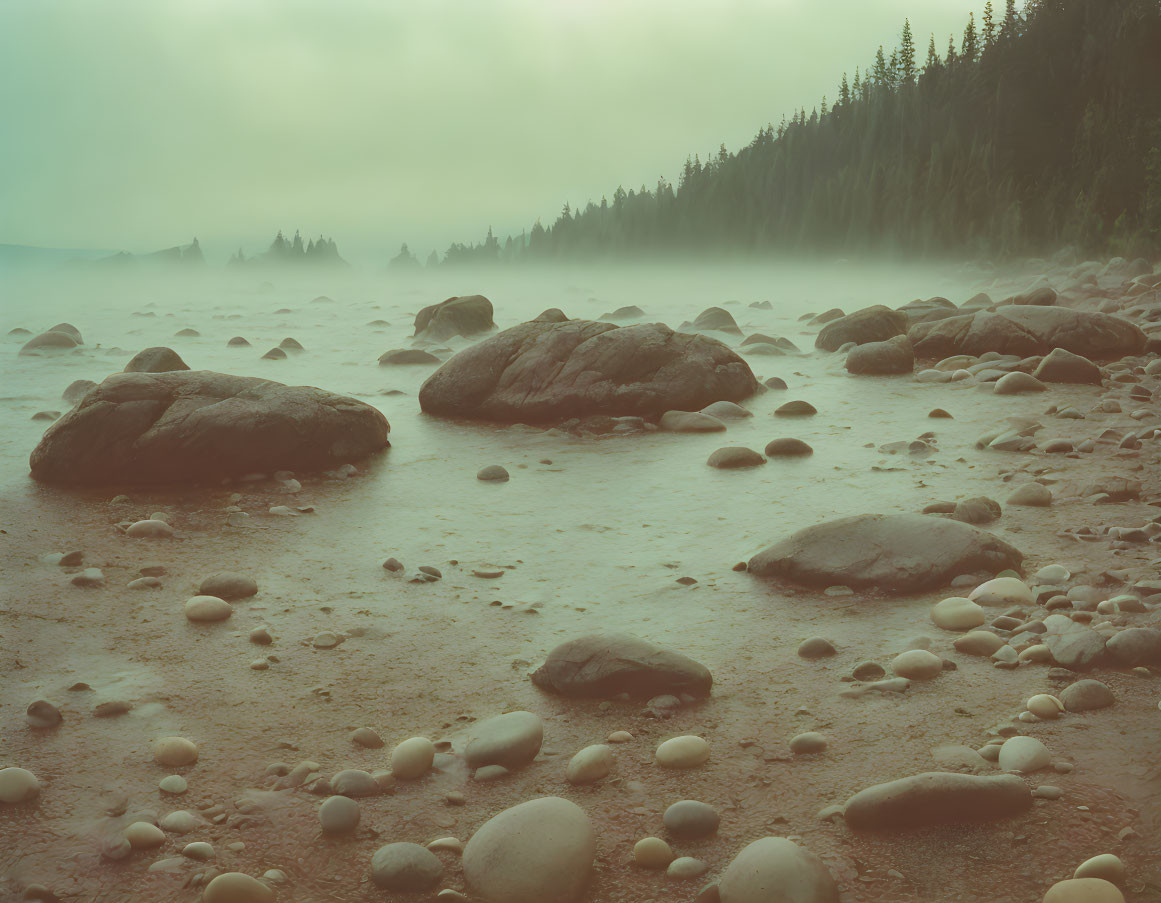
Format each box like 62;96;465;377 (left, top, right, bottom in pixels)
4;262;1158;903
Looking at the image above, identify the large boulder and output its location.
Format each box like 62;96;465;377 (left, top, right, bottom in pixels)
462;797;595;903
843;772;1032;830
689;306;742;335
815;305;908;351
30;371;389;485
530;633;712;699
845;336;914;375
909;307;1145;360
124;347;190;373
419;319;758;423
897;297;958;327
20;330;80;354
413;295;495;341
718;837;838;903
748;514;1023;593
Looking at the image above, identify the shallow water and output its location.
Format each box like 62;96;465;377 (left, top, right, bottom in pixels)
2;262;1160;903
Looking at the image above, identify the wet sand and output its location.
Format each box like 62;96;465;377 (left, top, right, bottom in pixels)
2;261;1160;903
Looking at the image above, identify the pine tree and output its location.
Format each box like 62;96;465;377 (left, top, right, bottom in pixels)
1003;0;1018;38
983;1;997;47
899;20;917;84
961;13;979;61
925;35;940;72
872;46;889;87
839;72;851;105
945;33;957;65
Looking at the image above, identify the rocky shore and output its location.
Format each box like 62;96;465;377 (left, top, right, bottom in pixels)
2;255;1161;903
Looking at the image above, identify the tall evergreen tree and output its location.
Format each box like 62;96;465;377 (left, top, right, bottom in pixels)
899;20;917;84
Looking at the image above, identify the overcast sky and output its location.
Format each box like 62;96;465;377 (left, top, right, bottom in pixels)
0;0;982;263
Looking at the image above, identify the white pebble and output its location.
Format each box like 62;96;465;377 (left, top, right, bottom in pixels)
931;596;985;630
655;735;710;769
390;737;435;780
565;744;613;785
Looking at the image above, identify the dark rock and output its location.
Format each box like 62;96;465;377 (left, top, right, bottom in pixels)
20;331;80;354
1059;679;1115;712
1007;286;1058;306
227;336;251;347
419;319;757;422
909;307;1146;360
262;347;287;360
124;347;189;373
413;295;495;341
1044;627;1106;671
534;308;569;322
748;514;1023;593
531;633;712;699
279;337;304;350
30;370;389;485
764;377;788;390
765;438;812;457
843;772;1032;830
663;800;720;839
1033;348;1102;384
691;307;742;335
601;305;645;321
774;400;816;416
816;305;908;351
952;496;1001;525
49;323;83;343
62;379;98;405
1105;627;1161;667
379;348;440;365
707;447;765;469
845;336;914;375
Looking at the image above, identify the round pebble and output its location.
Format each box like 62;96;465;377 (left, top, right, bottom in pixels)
125;821;165;849
319;795;360;833
668;857;709;879
655;735;710;769
1074;854;1125;884
891;649;942;680
1043;878;1124;903
159;775;187;794
184;595;232;622
1027;694;1064;720
663;800;720;838
0;767;41;803
153;737;198;767
789;732;828;754
931;597;985;630
565;744;613;785
390;737;435;779
370;842;444;891
796;637;836;659
998;736;1051;773
634;837;674;869
203;872;275;903
182;841;214;861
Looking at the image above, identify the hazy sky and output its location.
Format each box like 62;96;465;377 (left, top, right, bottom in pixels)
0;0;981;262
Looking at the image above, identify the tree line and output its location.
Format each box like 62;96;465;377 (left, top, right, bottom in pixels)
415;0;1161;265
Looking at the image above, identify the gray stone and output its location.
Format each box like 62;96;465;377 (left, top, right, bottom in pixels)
843;772;1032;830
464;712;543;769
531;633;712;699
369;842;443;892
663;800;720;839
748;514;1023;593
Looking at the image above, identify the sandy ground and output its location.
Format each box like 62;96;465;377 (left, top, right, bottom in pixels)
2;264;1161;903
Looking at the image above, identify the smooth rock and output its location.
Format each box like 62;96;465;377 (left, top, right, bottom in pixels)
1043;878;1125;903
931;597;985;630
891;650;943;680
655;735;710;769
391;737;436;779
1060;679;1114;712
633;837;674;869
531;633;712;699
184;595;232;622
153;737;198;767
464;712;544;770
998;736;1051;773
462;797;595;903
203;872;274;903
718;836;838;903
663;800;720;838
198;573;257;600
319;795;360;833
565;744;613;785
0;767;40;803
843;772;1032;829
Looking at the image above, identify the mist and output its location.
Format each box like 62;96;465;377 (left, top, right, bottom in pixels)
1;0;981;264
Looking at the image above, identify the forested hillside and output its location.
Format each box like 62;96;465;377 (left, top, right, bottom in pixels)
434;0;1161;264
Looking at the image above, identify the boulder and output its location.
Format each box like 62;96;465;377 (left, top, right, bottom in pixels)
690;307;742;335
718;837;838;903
994;372;1047;395
765;438;812;457
1033;348;1102;384
1043;879;1125;903
419;319;757;422
369;842;443;892
1008;286;1058;306
845;336;914;375
815;305;908;351
601;305;645;321
48;323;83;343
462;797;595;903
707;447;766;469
413;294;496;341
62;379;98;405
909;307;1146;360
379;348;440;365
530;633;712;699
29;371;389;485
534;308;569;322
843;772;1032;830
748;514;1023;593
1105;627;1161;667
1060;679;1114;712
124;347;190;373
20;331;79;354
1045;626;1106;671
660;411;726;432
897;297;959;327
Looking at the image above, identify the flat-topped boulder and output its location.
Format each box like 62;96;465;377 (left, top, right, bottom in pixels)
30;370;389;485
845;336;914;375
419;319;757;422
816;305;908;351
124;346;190;373
413;295;495;341
531;633;712;699
909;307;1145;359
748;513;1023;592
